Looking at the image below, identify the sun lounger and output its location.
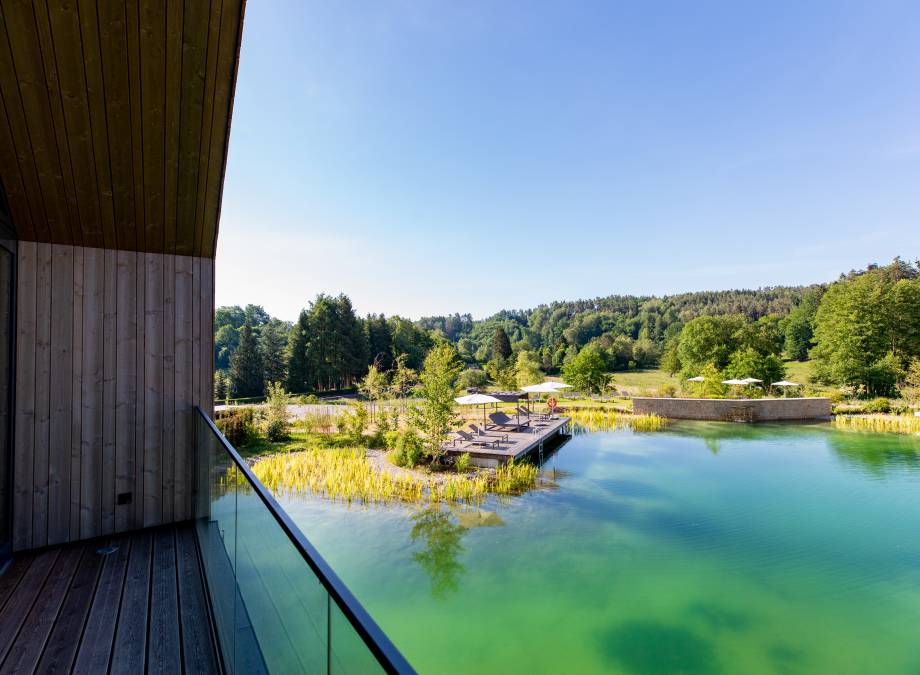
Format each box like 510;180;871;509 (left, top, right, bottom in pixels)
517;406;548;421
454;429;501;448
469;423;508;442
487;412;530;431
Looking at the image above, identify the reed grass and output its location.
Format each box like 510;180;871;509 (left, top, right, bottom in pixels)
567;408;668;432
243;447;540;506
833;414;920;435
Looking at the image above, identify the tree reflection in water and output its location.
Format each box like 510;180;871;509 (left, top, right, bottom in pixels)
410;507;467;599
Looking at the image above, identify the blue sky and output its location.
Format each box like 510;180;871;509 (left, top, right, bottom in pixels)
217;0;920;322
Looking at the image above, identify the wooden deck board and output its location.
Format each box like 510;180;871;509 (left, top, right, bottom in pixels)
446;415;571;465
0;522;217;674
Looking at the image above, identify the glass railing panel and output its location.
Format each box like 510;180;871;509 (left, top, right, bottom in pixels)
330;601;387;675
195;418;238;669
235;477;329;673
194;409;414;675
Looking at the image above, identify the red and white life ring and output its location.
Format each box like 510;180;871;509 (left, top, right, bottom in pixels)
547;397;558;411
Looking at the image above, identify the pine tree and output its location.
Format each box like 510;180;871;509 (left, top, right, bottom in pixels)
229;319;264;398
260;319;290;385
365;313;394;370
286;310;311;393
492;326;512;360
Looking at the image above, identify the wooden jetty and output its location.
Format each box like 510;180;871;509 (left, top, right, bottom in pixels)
446;416;572;467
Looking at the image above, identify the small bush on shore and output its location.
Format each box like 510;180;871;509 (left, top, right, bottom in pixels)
455;453;471;473
215;408;257;447
391;430;425;468
864;397;891;414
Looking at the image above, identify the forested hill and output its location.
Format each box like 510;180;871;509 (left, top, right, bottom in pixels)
418;285;823;370
215;258;919;401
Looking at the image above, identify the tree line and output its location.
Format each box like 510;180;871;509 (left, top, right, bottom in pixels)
216;294;433;399
215;257;920;400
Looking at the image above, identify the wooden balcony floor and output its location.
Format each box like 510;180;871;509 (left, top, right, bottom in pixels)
0;522;219;674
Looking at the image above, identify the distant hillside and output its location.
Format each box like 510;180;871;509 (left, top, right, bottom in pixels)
418;285;825;369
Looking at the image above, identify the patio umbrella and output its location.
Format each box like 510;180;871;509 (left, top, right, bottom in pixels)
770;380;800;398
520;382;563;393
455;393;503;427
686;376;706;382
741;377;762;384
721;379;748;398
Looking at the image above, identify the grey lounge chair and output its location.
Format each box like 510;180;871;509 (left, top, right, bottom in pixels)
487;412;530;431
455;429;501;448
469;423;508;442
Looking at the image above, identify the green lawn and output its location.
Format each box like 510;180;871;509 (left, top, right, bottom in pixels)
783;359;816;384
608;368;680;395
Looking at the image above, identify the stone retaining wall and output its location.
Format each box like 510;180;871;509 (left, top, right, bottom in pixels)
632;397;832;422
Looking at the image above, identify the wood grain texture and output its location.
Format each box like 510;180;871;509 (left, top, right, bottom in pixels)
13;241;36;550
13;244;214;550
2;524;218;674
0;0;246;257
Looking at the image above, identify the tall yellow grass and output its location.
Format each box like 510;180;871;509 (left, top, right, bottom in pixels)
833;414;920;435
568;408;668;432
244;448;539;506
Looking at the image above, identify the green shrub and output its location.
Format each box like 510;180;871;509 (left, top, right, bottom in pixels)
383;430;401;450
864;397;891;414
215;408;256;447
827;390;846;404
264;381;291;442
656;384;677;398
458;368;490;390
337;402;369;444
455;452;471;473
266;418;289;442
391;430;424;468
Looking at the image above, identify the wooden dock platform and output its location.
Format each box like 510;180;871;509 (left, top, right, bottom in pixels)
446;416;571;467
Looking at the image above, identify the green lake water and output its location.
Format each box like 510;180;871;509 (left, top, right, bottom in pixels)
276;423;920;674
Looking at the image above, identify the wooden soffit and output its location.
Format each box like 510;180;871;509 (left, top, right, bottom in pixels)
0;0;245;258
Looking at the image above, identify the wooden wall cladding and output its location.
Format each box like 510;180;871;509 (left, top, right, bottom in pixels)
0;0;245;257
12;241;213;550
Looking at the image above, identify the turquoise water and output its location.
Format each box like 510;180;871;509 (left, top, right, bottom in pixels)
277;423;920;674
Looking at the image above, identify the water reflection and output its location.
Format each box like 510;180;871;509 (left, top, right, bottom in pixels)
827;433;920;476
410;507;468;599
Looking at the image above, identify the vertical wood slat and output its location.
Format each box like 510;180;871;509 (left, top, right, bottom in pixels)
33;243;52;548
134;251;146;529
102;249;117;534
81;247;104;540
70;245;83;541
14;245;215;551
13;241;36;549
48;244;73;545
114;250;137;534
174;256;193;521
162;255;176;524
144;253;163;527
200;258;214;414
